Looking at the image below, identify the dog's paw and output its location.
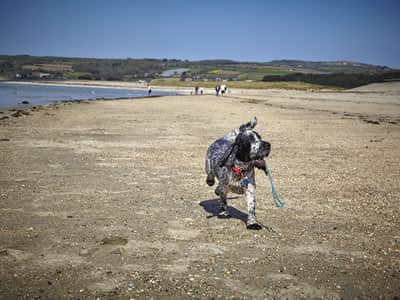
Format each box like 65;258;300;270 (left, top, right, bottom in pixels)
246;223;262;230
246;220;262;230
214;186;223;196
206;176;215;186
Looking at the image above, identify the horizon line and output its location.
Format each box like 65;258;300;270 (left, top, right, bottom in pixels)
0;53;396;69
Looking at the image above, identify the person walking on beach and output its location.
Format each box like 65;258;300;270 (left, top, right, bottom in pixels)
200;87;204;95
215;85;220;96
221;84;226;96
195;86;199;95
148;86;152;96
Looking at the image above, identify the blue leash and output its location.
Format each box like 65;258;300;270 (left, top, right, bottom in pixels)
264;163;285;208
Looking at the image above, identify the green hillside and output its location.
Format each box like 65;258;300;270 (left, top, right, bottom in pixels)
0;55;397;89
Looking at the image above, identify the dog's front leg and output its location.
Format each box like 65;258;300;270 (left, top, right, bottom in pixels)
245;172;262;230
218;190;230;218
214;182;229;218
215;166;230;218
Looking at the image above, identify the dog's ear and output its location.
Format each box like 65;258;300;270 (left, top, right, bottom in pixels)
218;144;238;167
239;116;257;132
235;133;251;162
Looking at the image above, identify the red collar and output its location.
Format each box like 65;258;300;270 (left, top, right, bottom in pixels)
231;165;245;176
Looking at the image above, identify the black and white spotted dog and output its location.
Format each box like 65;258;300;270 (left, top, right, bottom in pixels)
205;117;271;229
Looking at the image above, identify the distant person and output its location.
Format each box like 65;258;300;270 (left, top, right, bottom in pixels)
215;85;220;96
148;86;152;96
195;86;199;95
200;87;204;95
221;84;226;96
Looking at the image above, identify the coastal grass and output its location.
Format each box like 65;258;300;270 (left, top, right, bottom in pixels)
64;72;94;80
151;79;342;90
234;66;292;80
201;65;291;81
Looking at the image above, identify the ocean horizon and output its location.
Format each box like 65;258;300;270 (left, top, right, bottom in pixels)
0;82;176;109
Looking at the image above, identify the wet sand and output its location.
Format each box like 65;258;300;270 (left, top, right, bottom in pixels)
0;83;399;299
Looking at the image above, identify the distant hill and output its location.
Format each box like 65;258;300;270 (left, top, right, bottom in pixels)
262;70;400;89
0;54;397;83
264;59;391;74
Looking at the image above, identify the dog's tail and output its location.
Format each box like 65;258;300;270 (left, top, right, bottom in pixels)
239;116;257;132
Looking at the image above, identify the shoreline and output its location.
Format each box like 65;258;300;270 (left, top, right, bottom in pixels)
3;80;192;94
2;80;148;90
4;79;399;96
0;94;168;116
0;81;180;111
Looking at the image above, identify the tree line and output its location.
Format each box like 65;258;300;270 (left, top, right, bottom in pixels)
262;72;400;88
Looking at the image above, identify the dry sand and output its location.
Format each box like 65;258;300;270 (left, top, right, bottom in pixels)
0;82;399;299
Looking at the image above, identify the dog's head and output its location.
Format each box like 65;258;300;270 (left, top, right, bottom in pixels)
218;117;271;167
235;129;271;162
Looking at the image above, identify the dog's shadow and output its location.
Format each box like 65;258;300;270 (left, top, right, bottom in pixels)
199;197;278;232
199;197;248;225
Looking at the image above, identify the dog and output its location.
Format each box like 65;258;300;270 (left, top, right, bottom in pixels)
205;117;271;229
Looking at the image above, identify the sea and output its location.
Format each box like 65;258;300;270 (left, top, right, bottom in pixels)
0;82;176;109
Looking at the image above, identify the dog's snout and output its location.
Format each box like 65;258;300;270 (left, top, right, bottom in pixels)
261;141;271;156
262;141;271;149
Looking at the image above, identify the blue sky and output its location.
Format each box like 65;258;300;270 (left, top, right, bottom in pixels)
0;0;399;67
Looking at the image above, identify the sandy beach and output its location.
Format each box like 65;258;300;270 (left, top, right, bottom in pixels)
0;83;399;299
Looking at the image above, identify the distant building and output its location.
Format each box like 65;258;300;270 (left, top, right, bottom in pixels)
39;73;50;79
161;68;189;77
